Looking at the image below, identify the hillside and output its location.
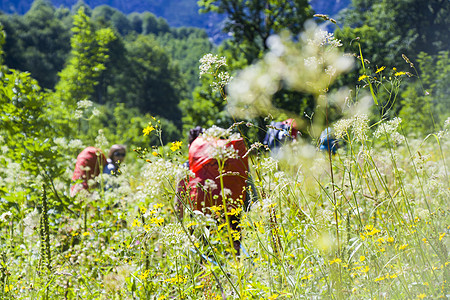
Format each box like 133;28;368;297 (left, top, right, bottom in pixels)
0;0;350;40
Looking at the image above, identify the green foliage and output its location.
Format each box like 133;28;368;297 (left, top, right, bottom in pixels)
55;7;116;107
0;0;71;88
199;0;315;63
399;51;450;134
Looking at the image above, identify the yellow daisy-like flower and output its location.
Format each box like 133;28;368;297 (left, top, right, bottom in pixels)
398;243;408;250
152;151;159;156
417;293;426;299
375;66;386;73
170;141;183;152
329;258;342;265
439;232;446;241
358;74;368;81
359;256;366;262
143;125;155;136
131;219;141;228
394;71;406;76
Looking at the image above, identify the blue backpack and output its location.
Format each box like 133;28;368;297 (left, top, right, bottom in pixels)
263;121;293;149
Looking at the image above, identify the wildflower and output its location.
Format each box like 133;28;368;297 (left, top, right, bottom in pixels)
359;256;366;262
439;232;446;241
417;293;426;299
375;66;386;73
139;269;150;280
301;274;313;280
398;244;408;250
4;285;13;293
361;266;370;273
329;258;342;265
379;247;385;253
387;237;394;243
153;203;163;209
394;71;406;76
152;151;158;156
140;206;147;214
170;141;182;152
131;219;141;228
0;211;12;222
422;238;427;244
143;125;155;136
366;228;381;236
268;294;279;300
374;276;386;282
358;74;368;81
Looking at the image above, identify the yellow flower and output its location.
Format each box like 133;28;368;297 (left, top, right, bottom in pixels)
139;270;150;280
358;74;368;81
359;256;366;262
422;238;427;244
375;66;386;73
398;244;408;250
152;151;159;156
143;124;155;136
132;219;141;228
268;294;279;300
379;247;386;253
329;258;342;265
140;206;147;214
374;276;385;282
365;224;374;231
170;141;183;152
367;228;381;236
387;237;394;243
394;71;406;76
153;203;164;209
82;231;90;236
301;274;313;280
361;266;370;273
439;232;446;241
417;293;426;299
4;284;13;293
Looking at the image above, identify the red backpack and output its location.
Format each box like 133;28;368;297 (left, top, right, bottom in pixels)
70;147;107;197
186;137;249;213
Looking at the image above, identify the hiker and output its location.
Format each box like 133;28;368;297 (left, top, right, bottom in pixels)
319;127;339;154
104;144;126;176
70;147;107;197
176;127;250;256
263;118;300;150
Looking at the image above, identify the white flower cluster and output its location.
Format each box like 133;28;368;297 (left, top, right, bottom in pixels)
139;158;187;201
199;53;227;77
157;223;196;252
202;125;241;141
74;99;101;120
373;117;404;144
227;21;353;119
333;114;369;142
306;29;342;48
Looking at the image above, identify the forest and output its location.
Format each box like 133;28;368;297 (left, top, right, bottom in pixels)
0;0;449;298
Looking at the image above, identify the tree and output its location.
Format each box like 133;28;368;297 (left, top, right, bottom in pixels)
198;0;315;63
0;0;71;89
336;0;449;67
54;6;116;107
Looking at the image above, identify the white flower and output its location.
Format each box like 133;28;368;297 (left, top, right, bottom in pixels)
0;211;12;222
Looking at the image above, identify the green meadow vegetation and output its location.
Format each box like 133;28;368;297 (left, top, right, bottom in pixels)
0;0;449;299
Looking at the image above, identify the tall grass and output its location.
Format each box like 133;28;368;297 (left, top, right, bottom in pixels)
0;21;449;299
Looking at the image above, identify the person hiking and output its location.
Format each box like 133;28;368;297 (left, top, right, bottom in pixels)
103;144;126;191
104;144;126;176
319;127;339;154
70;147;107;197
176;126;250;256
263;118;300;150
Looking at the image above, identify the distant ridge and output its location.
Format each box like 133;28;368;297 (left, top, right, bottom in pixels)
0;0;350;40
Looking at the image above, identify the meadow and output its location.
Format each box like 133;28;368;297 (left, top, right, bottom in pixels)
0;21;449;300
